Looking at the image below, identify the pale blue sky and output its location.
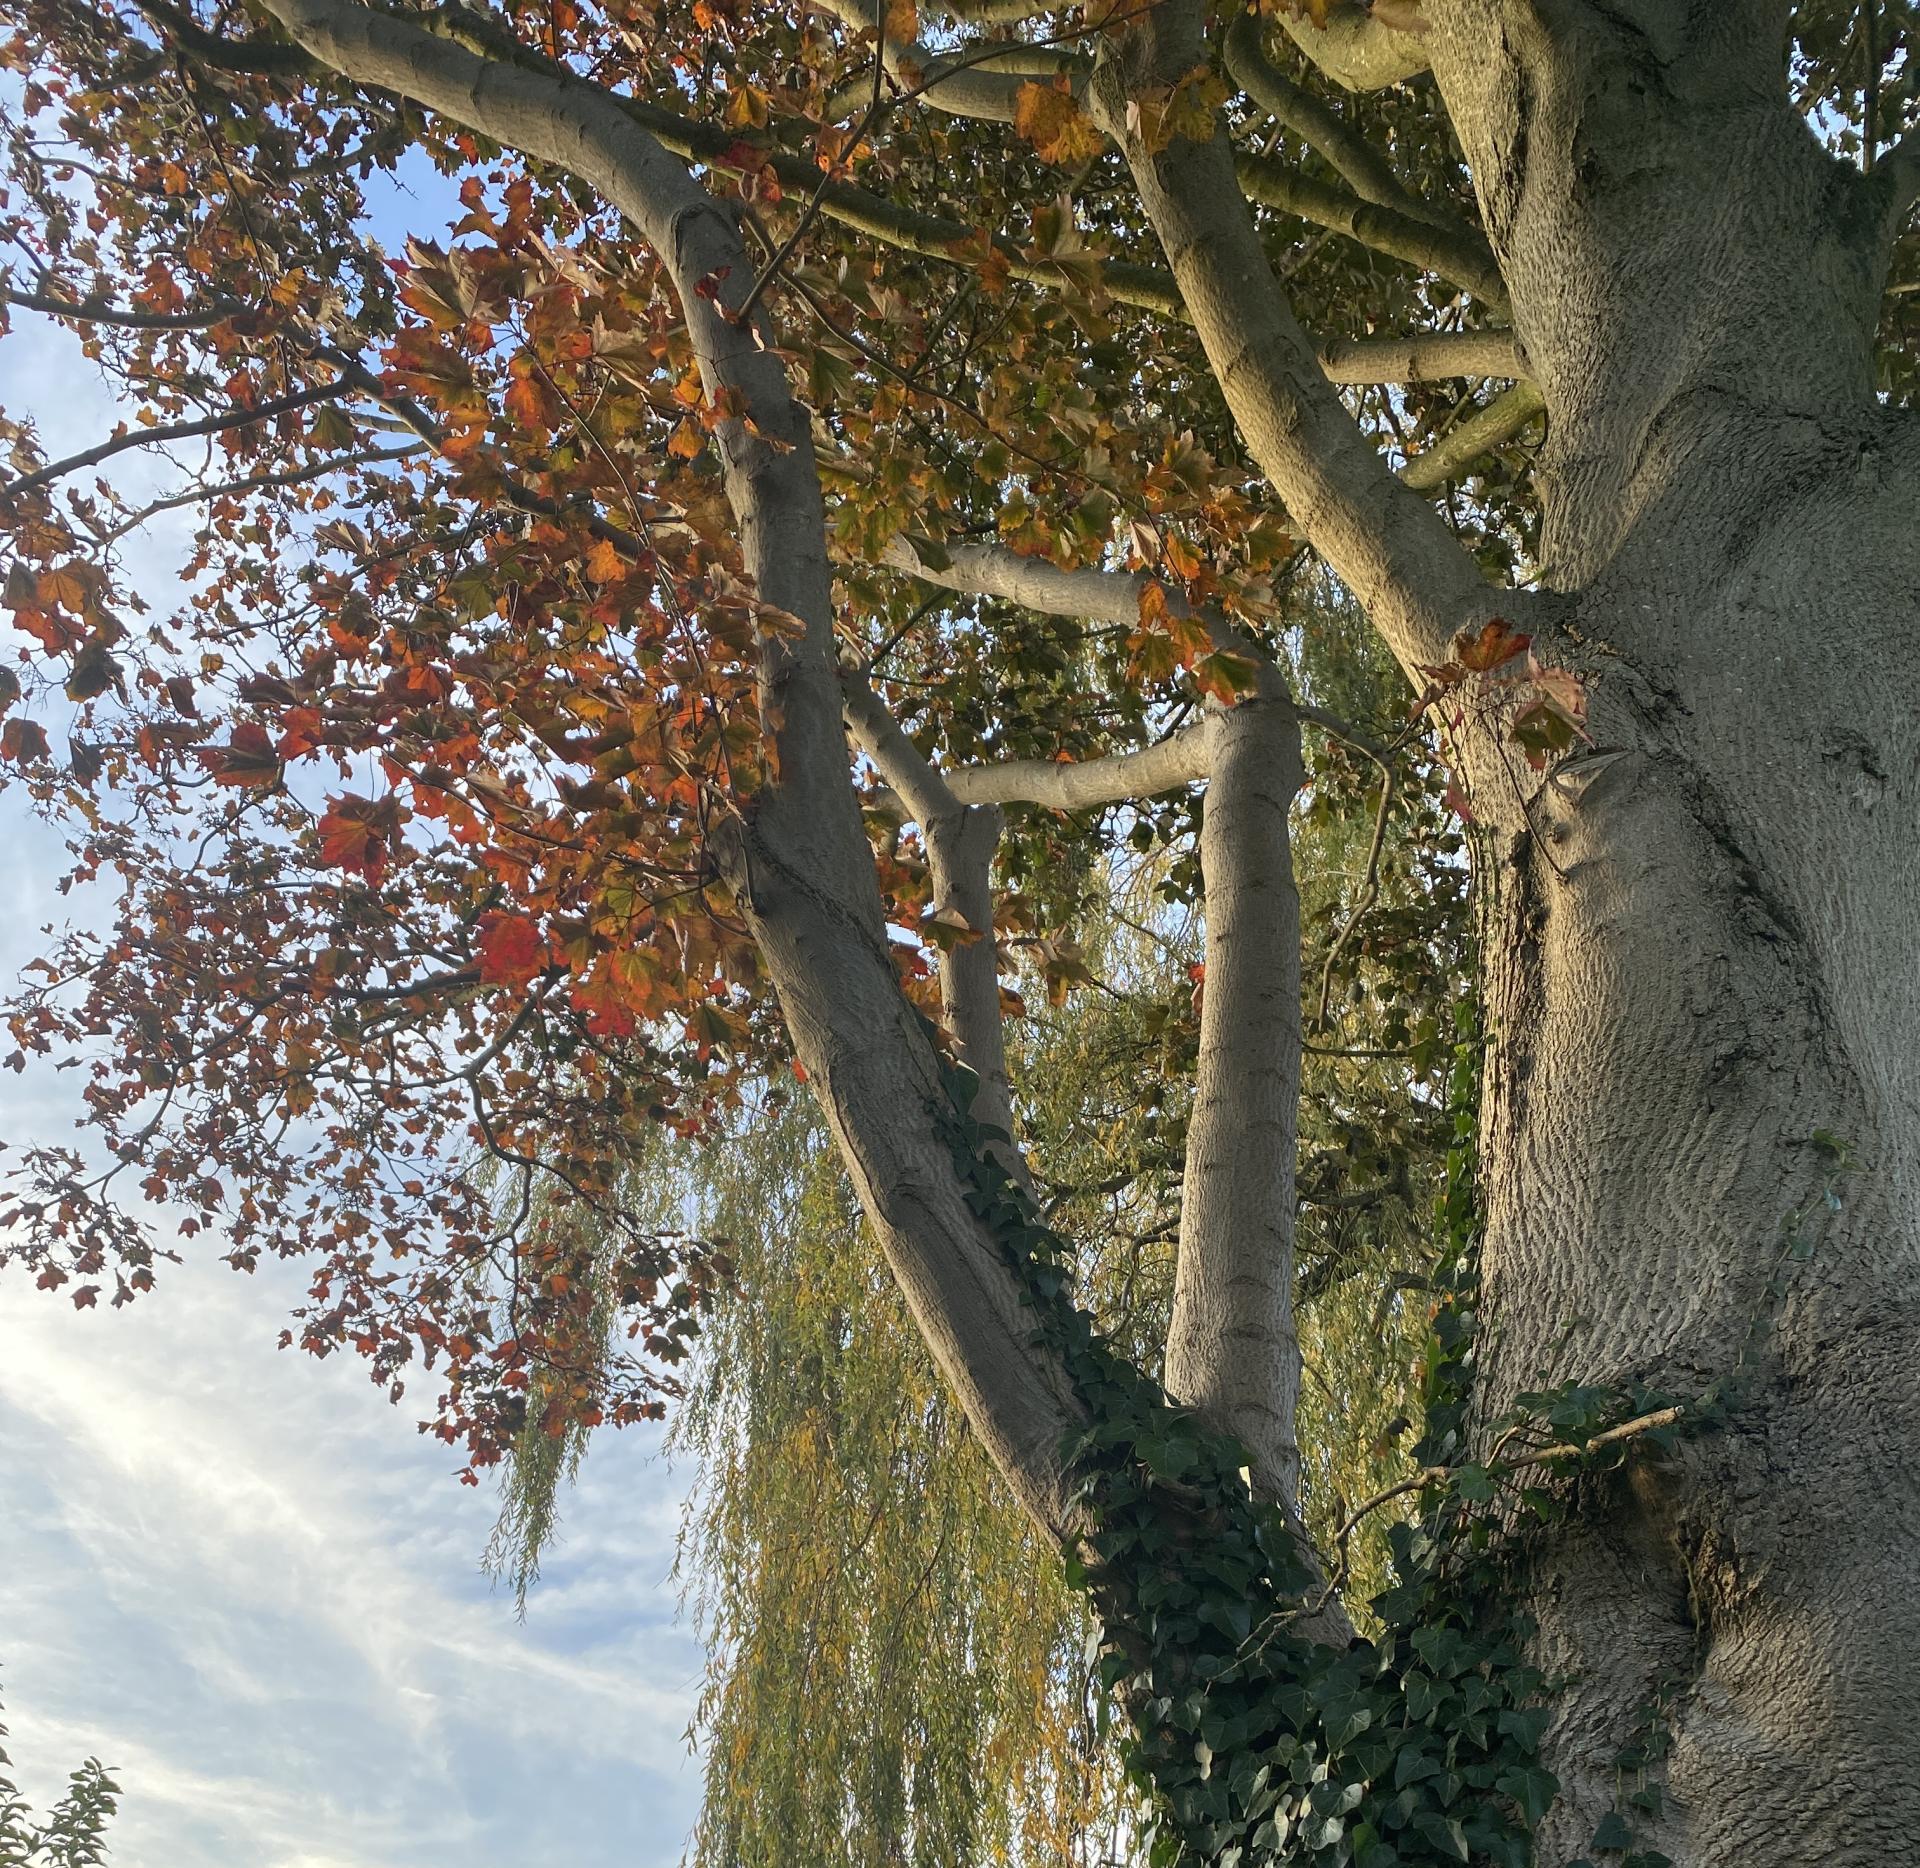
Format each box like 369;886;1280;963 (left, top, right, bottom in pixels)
0;143;709;1868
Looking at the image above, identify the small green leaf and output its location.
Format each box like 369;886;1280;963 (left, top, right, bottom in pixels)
1592;1809;1634;1851
1495;1763;1559;1826
1453;1463;1497;1504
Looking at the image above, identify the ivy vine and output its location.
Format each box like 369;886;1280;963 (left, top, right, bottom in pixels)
935;998;1735;1867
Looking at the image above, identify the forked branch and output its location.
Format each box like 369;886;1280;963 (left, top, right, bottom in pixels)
1087;0;1507;673
259;0;1094;1535
840;672;1028;1184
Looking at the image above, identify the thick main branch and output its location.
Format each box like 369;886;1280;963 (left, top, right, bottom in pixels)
1166;699;1309;1507
259;0;1091;1534
1087;1;1504;673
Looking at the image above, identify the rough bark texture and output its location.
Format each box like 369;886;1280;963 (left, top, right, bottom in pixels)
1454;471;1920;1866
1418;6;1920;1860
1425;0;1886;586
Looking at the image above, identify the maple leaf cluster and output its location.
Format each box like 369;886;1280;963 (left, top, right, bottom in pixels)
0;0;802;1469
0;0;1538;1470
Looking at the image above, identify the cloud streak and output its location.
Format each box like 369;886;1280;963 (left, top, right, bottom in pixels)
0;300;706;1868
0;1250;704;1867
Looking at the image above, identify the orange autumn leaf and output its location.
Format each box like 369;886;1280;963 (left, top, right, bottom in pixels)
1;716;50;763
1454;617;1532;672
1013;80;1106;166
584;535;627;584
203;722;284;789
504;367;560;432
316;792;404;881
477;912;548;987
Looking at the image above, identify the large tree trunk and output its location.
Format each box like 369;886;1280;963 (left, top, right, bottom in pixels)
1426;7;1920;1858
270;5;1920;1860
1470;487;1920;1866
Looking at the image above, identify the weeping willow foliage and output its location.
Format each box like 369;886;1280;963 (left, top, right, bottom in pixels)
485;1192;632;1611
487;589;1471;1863
669;1100;1127;1868
1287;596;1473;1613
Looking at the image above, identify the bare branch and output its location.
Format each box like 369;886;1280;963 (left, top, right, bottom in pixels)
0;380;347;501
132;0;319;76
1318;329;1524;384
1271;0;1429;92
841;665;966;826
1087;2;1507;673
848;668;1215;814
1235;152;1508;311
814;0;1080;122
947;727;1215;810
1223;8;1434;218
879;534;1158;629
840;670;1027;1183
821;28;1081;122
1;282;242;329
1399;380;1544;491
873;536;1300;712
1224;17;1506;313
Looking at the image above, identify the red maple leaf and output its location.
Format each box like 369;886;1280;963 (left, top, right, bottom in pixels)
316;792;404;881
477;912;546;987
1453;617;1533;673
202;722;284;789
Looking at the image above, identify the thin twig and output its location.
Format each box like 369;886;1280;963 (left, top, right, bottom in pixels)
1316;755;1397;1027
0;380;345;501
735;28;889;327
99;444;422;542
1303;1404;1690;1621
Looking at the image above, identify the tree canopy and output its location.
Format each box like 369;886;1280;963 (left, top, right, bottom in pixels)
0;0;1573;1471
2;0;1916;1863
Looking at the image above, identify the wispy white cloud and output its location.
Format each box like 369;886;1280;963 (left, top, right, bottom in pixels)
0;1252;704;1866
0;306;706;1867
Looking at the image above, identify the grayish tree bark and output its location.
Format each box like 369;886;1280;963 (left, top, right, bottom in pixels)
1166;699;1310;1509
1085;0;1512;677
1275;1;1431;93
1086;0;1920;1857
257;2;1920;1861
839;671;1028;1186
1412;6;1920;1859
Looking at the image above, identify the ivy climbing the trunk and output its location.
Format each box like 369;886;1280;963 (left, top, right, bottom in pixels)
938;989;1755;1868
